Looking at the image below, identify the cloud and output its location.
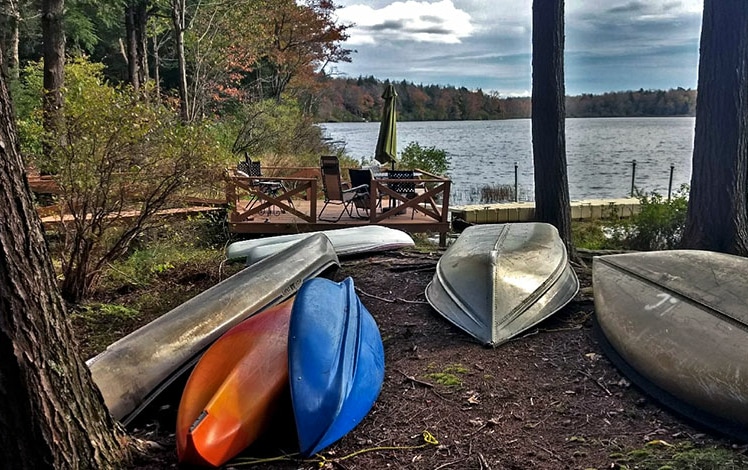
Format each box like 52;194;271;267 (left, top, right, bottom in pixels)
336;0;475;45
331;0;702;96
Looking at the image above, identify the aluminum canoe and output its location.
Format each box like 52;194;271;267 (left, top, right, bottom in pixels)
176;298;293;467
87;233;338;425
425;223;579;346
226;226;414;265
594;250;748;439
289;277;385;456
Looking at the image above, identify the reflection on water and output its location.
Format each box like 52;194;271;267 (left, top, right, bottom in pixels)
321;117;695;205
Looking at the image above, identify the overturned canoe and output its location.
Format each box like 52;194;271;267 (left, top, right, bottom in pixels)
176;298;293;467
289;277;384;456
594;250;748;439
226;226;414;265
88;234;338;425
425;223;579;346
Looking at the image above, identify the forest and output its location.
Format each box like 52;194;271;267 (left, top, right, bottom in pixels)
313;76;697;122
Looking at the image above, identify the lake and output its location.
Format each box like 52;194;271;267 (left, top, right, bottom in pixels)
320;117;695;205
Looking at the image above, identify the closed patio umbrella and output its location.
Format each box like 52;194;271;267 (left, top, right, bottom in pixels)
375;84;398;169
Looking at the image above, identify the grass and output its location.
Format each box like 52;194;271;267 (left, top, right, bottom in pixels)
425;363;469;387
608;441;748;470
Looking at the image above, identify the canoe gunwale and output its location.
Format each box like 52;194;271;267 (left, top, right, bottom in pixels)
593;315;748;442
593;250;748;440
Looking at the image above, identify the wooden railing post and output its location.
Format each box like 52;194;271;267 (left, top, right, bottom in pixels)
310;179;317;223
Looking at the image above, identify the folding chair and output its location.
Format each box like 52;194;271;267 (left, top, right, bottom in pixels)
318;156;369;221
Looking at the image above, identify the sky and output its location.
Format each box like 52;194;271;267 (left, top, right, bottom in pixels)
330;0;704;96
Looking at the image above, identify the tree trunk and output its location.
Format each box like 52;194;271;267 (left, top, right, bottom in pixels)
0;0;20;80
41;0;65;141
681;0;748;255
171;0;189;121
0;46;131;470
531;0;576;259
152;20;161;101
125;2;140;91
136;0;149;85
125;0;151;92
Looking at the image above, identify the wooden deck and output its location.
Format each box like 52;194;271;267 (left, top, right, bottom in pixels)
226;169;451;245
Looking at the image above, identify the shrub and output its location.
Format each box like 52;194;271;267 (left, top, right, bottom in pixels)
618;186;689;251
398;141;450;175
479;183;514;203
579;185;689;251
17;57;224;302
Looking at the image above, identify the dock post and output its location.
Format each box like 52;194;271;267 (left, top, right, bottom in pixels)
514;162;518;202
630;160;637;197
668;164;675;201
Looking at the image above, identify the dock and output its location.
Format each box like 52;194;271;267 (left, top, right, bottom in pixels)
450;198;641;224
226;168;452;245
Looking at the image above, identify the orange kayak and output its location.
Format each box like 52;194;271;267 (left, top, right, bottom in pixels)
176;298;293;467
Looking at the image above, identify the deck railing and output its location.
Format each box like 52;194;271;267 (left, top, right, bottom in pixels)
366;169;451;224
226;170;319;223
225;166;451;229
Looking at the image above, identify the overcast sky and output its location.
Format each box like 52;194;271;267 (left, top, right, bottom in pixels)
331;0;703;96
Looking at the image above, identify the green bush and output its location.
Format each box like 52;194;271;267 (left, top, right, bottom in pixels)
572;187;689;251
398;141;450;175
613;186;689;251
16;57;226;302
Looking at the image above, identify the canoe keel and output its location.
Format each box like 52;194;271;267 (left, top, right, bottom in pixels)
289;277;385;456
426;223;579;346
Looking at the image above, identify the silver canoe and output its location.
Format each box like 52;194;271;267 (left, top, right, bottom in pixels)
425;223;579;346
226;226;414;265
594;250;748;439
87;233;339;425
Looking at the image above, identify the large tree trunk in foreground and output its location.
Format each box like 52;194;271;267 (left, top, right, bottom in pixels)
681;0;748;255
531;0;576;259
0;47;131;469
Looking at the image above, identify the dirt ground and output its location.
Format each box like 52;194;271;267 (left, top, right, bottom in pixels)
89;248;748;469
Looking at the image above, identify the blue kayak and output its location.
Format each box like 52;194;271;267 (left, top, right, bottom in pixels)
289;277;385;456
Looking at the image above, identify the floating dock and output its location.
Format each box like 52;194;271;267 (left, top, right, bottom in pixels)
450;198;641;224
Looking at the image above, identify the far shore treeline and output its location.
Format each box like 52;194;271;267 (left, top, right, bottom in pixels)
314;76;696;122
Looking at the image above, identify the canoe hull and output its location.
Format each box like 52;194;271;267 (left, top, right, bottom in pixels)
226;226;414;265
88;233;338;424
176;298;293;467
425;223;579;346
593;250;748;438
289;277;384;456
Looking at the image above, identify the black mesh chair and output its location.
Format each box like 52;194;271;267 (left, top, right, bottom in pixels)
386;170;417;218
348;168;378;216
236;156;289;215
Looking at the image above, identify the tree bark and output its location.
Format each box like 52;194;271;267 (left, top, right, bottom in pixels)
0;47;131;469
0;0;20;80
531;0;576;259
41;0;65;142
681;0;748;255
125;2;140;91
124;0;150;92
